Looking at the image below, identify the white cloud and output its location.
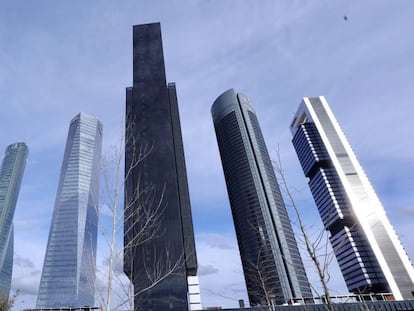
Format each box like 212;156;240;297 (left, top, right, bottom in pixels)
198;233;235;250
196;233;248;308
13;255;35;269
12;270;40;296
198;264;219;276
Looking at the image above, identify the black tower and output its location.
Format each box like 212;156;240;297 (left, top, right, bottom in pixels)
124;23;197;311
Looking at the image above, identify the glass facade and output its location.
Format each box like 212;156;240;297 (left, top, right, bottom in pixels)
211;89;312;306
36;113;102;308
0;142;28;297
125;23;198;311
290;96;414;299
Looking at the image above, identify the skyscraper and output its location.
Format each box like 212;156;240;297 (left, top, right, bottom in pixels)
124;23;198;311
211;89;312;306
37;113;102;308
290;96;414;300
0;142;28;297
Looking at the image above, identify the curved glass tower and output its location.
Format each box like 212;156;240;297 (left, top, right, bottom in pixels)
37;113;102;308
290;96;414;299
0;142;28;297
211;89;312;306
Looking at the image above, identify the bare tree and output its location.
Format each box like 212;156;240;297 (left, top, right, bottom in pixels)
0;290;19;311
96;139;129;311
244;244;280;311
273;147;335;311
96;125;185;311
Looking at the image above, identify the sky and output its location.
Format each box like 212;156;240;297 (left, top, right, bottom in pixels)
1;1;414;310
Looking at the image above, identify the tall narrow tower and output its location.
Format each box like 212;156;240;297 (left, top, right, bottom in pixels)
124;23;198;311
0;142;28;297
290;96;414;299
211;89;312;306
37;113;102;308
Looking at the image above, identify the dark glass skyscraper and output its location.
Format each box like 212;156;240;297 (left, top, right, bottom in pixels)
124;23;198;311
0;142;28;297
211;89;312;306
37;113;102;308
290;96;414;299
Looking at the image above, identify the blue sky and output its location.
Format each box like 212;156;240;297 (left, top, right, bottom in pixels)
1;1;414;309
